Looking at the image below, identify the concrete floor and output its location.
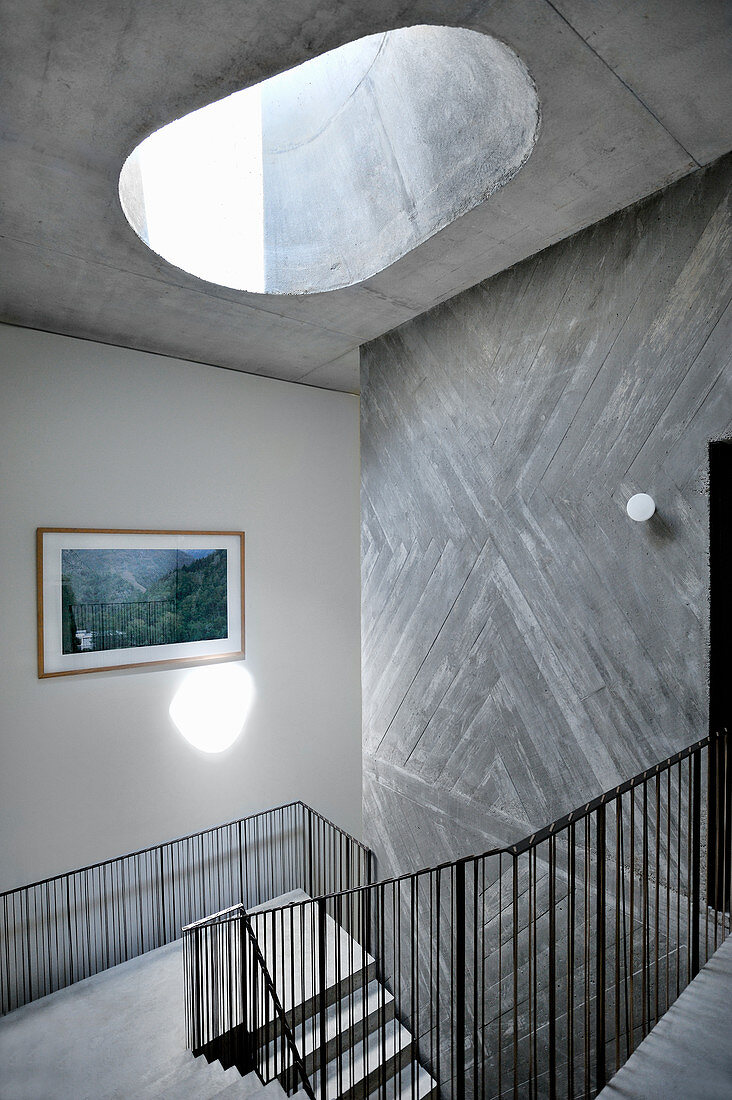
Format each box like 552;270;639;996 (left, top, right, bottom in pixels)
0;938;285;1100
599;934;732;1100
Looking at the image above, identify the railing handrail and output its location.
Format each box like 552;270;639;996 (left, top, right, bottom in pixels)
189;732;718;929
183;902;246;931
0;798;369;899
70;598;176;607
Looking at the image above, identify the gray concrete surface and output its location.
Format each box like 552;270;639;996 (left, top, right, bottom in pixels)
1;1;730;389
598;934;732;1100
0;938;285;1100
361;155;732;874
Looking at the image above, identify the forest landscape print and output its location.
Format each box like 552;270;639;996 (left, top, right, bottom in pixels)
60;546;228;654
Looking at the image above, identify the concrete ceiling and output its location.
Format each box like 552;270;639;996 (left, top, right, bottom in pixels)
1;0;730;394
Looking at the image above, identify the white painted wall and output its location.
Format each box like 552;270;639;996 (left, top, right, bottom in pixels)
0;323;362;891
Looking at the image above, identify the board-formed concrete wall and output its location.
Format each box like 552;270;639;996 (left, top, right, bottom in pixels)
361;156;732;880
0;325;362;892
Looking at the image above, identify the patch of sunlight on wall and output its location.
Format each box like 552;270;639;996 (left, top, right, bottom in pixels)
169;664;254;754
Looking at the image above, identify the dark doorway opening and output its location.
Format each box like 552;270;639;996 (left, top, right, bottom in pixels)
708;440;731;911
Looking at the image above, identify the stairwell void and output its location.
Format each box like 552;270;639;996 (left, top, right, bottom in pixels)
118;26;540;295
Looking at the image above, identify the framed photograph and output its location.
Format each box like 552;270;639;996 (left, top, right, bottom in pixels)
37;528;245;677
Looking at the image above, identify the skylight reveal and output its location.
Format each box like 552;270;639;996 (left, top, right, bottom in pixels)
119;26;539;295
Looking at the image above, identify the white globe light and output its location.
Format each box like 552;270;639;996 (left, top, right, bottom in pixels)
169;664;254;753
626;493;655;522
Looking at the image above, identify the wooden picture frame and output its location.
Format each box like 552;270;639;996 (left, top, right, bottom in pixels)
37;528;245;678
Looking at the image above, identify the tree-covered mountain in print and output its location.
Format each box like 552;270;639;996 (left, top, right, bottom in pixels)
144;551;228;643
61;548;192;603
61;548;228;653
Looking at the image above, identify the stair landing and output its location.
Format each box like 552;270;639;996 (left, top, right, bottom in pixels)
598;933;732;1100
0;936;284;1100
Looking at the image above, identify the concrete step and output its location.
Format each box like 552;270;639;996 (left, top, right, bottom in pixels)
364;1062;438;1100
154;1057;280;1100
248;892;436;1100
308;1016;418;1100
250;891;377;1035
268;979;396;1080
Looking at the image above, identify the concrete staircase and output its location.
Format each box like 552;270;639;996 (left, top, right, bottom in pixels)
248;891;438;1099
0;889;436;1099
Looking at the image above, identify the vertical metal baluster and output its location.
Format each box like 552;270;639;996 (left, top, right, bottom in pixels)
351;889;359;1098
31;884;39;1001
299;906;306;1086
527;847;533;1099
642;780;649;1037
66;875;74;987
619;795;630;1064
363;885;372;1094
654;772;661;1026
686;758;692;987
548;833;557;1100
596;802;607;1093
665;768;671;1015
568;821;576;1100
614;798;621;1072
172;843;179;943
433;870;440;1098
691;750;701;978
414;873;420;1100
498;852;503;1099
15;892;22;1012
43;882;51;999
675;760;681;999
584;815;590;1100
288;906;296;1087
480;858;486;1100
509;852;518;1100
704;746;711;965
472;860;479;1100
724;734;730;936
3;895;10;1016
306;810;313;899
317;897;327;1100
455;860;466;1100
533;846;538;1099
430;872;435;1089
336;890;344;1098
714;735;721;951
380;882;388;1100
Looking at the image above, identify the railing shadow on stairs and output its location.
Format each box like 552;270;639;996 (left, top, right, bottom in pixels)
183;731;731;1100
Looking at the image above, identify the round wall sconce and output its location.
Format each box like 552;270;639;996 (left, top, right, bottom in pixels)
626;493;656;522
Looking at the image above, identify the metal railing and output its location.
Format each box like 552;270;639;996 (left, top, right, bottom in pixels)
184;731;731;1099
184;904;317;1097
0;801;371;1016
67;599;176;651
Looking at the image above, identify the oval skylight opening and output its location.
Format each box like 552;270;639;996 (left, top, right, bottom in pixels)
119;26;539;296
